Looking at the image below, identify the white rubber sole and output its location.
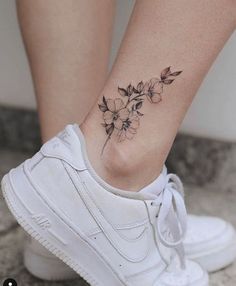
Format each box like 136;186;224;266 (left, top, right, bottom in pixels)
1;172;208;286
188;236;236;273
24;239;219;283
1;173;126;286
23;234;236;281
24;238;77;281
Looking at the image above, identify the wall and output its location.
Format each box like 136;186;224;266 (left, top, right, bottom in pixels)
0;0;236;141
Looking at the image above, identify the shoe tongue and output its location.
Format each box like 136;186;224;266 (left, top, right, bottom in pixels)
139;166;167;197
41;124;87;170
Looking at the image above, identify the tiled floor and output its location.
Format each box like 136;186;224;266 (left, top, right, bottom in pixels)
0;149;235;286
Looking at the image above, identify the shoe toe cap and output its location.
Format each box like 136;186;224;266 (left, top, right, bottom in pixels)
157;260;208;286
184;215;236;253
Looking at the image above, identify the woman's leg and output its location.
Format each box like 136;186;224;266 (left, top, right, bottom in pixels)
17;0;115;141
82;0;236;191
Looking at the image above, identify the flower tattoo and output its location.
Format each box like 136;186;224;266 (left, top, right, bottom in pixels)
99;66;182;154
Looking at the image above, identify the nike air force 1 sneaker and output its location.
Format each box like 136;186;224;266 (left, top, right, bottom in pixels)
23;166;236;281
2;124;208;286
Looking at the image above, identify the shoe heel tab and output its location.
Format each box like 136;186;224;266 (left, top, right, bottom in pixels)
40;127;87;171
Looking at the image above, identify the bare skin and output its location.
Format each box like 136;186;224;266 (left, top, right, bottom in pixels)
81;0;236;191
18;0;236;192
16;0;115;141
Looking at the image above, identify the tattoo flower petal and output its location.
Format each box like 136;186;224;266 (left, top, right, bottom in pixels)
155;82;164;94
114;118;124;130
118;108;129;121
103;111;114;125
129;116;140;129
118;115;140;142
106;98;125;112
103;98;129;130
144;78;163;103
114;98;125;111
106;99;116;112
147;91;162;104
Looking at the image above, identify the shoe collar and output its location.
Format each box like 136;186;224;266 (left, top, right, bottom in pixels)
40;125;174;202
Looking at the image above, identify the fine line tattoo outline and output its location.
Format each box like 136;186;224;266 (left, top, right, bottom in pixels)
98;66;183;154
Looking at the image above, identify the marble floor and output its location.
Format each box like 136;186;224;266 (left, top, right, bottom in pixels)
0;149;235;286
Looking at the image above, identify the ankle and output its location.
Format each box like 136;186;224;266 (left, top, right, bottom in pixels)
103;141;134;174
103;143;163;190
81;124;161;191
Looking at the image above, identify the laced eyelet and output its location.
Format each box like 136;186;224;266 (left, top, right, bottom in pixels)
151;202;154;206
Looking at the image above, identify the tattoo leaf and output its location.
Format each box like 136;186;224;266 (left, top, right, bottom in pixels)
163;79;175;85
118;87;128;97
102;96;108;107
161;66;171;80
137;81;144;92
170;71;182;77
105;124;114;136
98;96;108;112
98;104;108;112
135;101;143;110
137;111;144;116
127;84;133;96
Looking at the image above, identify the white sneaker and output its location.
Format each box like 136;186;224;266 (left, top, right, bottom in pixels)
1;124;208;286
23;169;236;281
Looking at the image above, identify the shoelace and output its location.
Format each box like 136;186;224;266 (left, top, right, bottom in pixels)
150;170;187;268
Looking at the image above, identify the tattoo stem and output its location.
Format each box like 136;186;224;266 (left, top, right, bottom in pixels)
101;135;111;155
126;93;145;107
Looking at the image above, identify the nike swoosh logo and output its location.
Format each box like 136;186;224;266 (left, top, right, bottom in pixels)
69;167;150;263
